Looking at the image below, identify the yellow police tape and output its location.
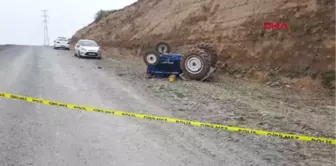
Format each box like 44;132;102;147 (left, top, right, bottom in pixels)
0;92;335;145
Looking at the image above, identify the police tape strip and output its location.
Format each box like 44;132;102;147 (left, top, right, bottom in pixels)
0;92;335;145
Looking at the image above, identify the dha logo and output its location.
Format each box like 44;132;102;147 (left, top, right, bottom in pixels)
264;22;289;30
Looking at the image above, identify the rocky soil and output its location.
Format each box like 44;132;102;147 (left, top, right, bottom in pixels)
69;0;336;164
94;55;335;166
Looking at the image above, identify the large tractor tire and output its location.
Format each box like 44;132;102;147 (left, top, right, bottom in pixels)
181;48;211;81
156;42;171;54
143;50;160;66
197;44;218;67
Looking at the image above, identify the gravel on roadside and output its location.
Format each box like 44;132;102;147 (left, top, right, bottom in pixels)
95;56;336;166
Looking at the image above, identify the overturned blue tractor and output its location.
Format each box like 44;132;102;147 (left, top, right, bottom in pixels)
143;42;218;81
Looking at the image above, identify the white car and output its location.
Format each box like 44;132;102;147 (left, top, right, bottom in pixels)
53;37;70;50
74;39;102;59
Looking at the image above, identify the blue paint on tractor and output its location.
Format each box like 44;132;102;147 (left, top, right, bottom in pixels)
146;53;183;78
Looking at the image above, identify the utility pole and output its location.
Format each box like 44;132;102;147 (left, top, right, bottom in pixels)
41;10;49;46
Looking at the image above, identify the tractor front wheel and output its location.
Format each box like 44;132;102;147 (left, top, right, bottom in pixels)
156;42;171;54
143;50;160;66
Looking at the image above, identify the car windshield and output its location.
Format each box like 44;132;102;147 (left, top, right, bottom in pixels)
81;40;98;46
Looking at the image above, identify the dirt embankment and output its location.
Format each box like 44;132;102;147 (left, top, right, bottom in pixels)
71;0;335;96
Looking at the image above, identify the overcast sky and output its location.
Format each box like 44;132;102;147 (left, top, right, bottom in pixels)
0;0;137;45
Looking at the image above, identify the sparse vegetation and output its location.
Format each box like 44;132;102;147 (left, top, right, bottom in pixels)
321;70;335;89
316;0;335;6
286;68;310;79
94;10;111;23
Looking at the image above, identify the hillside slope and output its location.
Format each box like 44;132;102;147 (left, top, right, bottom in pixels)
71;0;335;93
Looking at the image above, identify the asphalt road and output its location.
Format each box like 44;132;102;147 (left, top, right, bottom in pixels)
0;45;268;166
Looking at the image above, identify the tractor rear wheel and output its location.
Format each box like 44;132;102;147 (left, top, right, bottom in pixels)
197;44;218;67
181;48;211;81
156;42;171;54
143;50;160;66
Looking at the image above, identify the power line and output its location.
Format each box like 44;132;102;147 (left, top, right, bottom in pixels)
41;10;49;46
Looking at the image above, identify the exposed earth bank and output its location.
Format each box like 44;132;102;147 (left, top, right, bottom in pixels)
71;0;335;96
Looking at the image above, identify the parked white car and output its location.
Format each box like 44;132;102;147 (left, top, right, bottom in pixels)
53;37;70;50
74;39;102;59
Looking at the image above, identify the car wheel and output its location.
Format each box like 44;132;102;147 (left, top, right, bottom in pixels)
97;57;102;60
